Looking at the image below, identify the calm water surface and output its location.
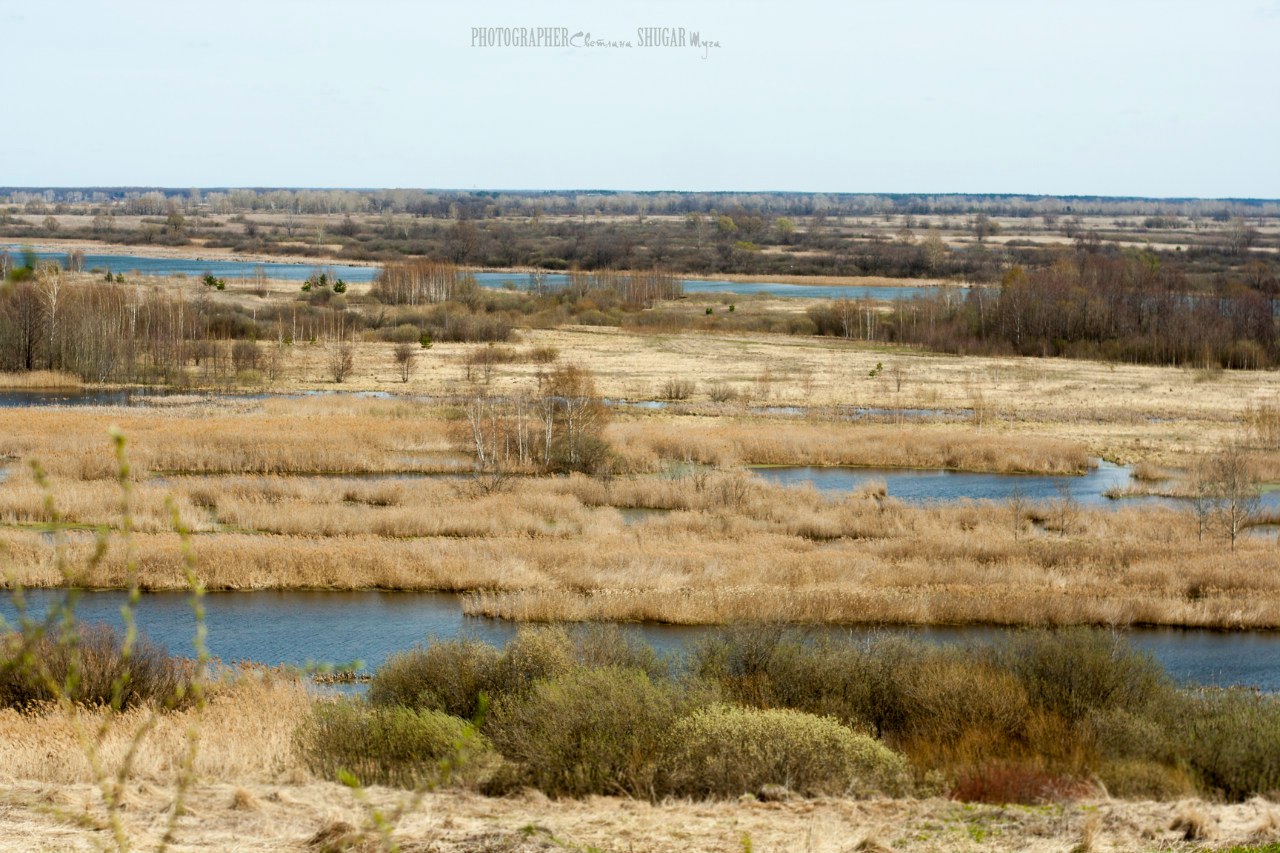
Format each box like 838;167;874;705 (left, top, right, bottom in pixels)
751;461;1280;510
6;247;963;300
0;590;1276;690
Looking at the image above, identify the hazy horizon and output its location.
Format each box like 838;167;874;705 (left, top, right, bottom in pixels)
4;0;1278;197
5;187;1280;204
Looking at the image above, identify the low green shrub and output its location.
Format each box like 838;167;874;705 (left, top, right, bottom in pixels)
296;702;492;788
368;639;500;719
1186;690;1280;801
489;626;575;696
571;624;670;681
992;629;1173;724
1096;758;1196;800
662;704;911;798
361;626;1280;803
368;627;575;718
487;666;684;798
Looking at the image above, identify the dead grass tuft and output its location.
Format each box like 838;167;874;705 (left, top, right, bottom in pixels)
1171;804;1213;841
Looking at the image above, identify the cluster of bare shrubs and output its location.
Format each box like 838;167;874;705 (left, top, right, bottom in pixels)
371;259;475;305
660;378;696;401
301;626;1280;804
458;364;614;474
0;624;192;711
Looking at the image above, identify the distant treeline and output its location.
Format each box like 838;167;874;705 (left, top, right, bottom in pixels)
4;187;1279;219
811;255;1280;368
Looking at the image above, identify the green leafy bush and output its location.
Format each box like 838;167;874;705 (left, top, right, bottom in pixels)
296;702;492;788
662;704;911;798
490;626;575;696
368;639;500;719
992;629;1172;724
487;666;683;797
1186;690;1280;801
570;624;670;681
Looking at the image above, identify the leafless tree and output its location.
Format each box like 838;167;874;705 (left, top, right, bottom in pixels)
36;262;63;370
393;342;416;383
1189;457;1217;543
887;361;907;393
1205;443;1261;550
1051;480;1078;536
327;342;354;383
1008;485;1028;540
1189;444;1261;550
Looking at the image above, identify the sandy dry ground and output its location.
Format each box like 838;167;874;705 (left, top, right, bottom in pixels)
1;783;1278;852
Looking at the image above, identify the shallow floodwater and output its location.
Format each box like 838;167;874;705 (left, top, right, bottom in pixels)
7;247;962;300
0;590;1276;690
5;247;378;283
474;271;962;301
751;461;1280;510
0;388;394;408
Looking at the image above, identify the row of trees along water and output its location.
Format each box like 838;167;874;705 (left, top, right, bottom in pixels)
0;254;683;382
808;254;1280;368
371;260;680;308
3;248;1280;380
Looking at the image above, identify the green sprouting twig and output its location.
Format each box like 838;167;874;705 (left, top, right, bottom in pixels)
158;495;208;852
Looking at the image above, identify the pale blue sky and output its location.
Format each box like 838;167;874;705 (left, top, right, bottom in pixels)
3;0;1278;197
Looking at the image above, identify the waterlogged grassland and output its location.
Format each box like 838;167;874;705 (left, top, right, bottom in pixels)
0;396;1278;628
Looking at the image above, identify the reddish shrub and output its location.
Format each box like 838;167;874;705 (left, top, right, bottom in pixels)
949;762;1096;804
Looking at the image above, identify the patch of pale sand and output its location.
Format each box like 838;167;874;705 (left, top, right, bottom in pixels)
3;783;1280;853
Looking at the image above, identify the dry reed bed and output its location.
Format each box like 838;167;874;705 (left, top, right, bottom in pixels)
0;674;309;786
0;397;1095;479
0;472;601;538
5;474;1280;627
0;370;83;390
0;403;463;480
609;418;1090;473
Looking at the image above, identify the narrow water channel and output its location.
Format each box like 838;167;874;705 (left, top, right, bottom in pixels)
2;590;1277;690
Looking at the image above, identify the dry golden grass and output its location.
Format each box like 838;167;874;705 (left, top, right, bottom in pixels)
4;299;1270;473
0;370;82;390
0;401;465;480
0;673;308;786
203;326;1279;468
610;419;1087;473
0;387;1275;629
0;396;1089;480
